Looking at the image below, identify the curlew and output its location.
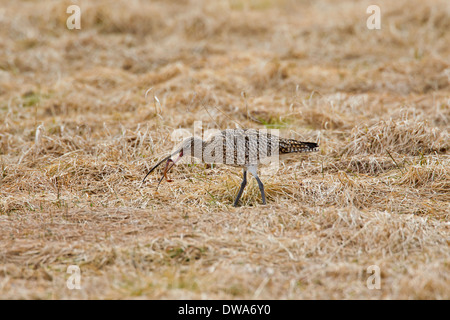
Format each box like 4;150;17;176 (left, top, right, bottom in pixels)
143;129;318;206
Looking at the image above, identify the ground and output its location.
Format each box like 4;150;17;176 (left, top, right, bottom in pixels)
0;0;449;299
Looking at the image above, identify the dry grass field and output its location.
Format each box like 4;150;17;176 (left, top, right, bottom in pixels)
0;0;449;299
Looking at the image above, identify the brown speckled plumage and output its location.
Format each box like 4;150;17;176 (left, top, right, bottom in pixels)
188;129;318;166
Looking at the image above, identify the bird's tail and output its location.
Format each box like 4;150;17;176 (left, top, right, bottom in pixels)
278;139;319;154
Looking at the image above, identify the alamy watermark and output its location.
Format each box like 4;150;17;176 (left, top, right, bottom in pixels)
67;265;81;290
66;4;382;31
366;265;381;290
366;5;381;30
66;5;81;30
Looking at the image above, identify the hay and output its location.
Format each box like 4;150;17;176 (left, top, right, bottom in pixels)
0;0;449;299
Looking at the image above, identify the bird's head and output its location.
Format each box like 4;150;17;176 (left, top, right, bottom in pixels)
142;136;204;186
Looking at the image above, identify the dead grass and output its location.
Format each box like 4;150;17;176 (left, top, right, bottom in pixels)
0;0;449;299
342;119;448;156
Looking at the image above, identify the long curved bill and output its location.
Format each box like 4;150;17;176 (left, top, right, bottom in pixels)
142;152;184;188
142;154;171;183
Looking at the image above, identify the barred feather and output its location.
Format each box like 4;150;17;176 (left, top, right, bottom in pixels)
195;129;318;166
279;139;319;154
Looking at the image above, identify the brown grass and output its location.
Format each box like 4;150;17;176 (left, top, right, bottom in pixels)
0;0;449;299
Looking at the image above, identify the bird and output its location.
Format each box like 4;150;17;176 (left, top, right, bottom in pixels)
143;128;318;207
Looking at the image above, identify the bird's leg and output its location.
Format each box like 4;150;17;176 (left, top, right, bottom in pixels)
254;176;266;205
248;166;266;205
233;169;247;207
